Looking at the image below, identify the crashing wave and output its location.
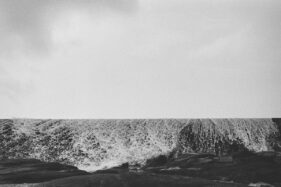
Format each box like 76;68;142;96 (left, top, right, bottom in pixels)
0;119;279;172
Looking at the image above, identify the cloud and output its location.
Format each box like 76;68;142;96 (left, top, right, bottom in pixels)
0;0;138;109
0;0;138;55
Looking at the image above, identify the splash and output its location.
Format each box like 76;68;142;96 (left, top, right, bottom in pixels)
0;119;278;172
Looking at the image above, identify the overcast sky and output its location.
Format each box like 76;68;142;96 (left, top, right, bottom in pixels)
0;0;280;118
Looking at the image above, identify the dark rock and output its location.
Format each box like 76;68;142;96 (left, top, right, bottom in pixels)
0;159;88;184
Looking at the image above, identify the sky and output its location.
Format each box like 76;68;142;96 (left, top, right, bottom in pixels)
0;0;280;118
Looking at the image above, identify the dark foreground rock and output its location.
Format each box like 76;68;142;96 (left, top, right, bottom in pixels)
0;159;246;187
2;151;281;187
143;152;281;187
31;173;248;187
0;159;88;184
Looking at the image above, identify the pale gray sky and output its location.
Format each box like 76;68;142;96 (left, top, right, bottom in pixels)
0;0;280;118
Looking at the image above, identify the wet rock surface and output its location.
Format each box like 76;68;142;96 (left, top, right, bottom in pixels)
1;151;280;187
0;159;88;184
142;152;281;187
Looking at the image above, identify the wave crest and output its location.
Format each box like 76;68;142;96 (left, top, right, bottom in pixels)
0;119;278;172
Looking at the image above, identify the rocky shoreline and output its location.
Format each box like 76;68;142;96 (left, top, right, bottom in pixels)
1;151;280;187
